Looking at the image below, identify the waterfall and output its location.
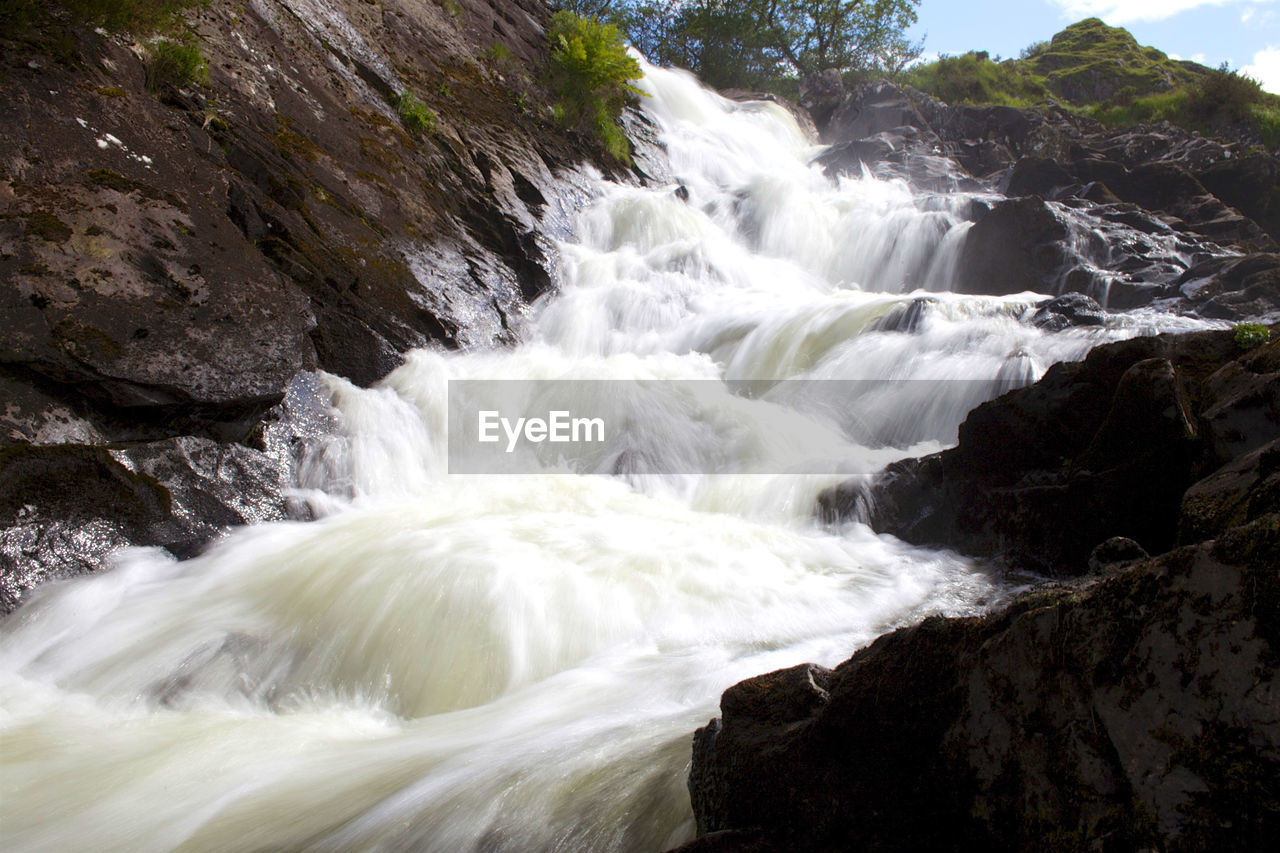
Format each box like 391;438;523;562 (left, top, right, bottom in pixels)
0;62;1215;852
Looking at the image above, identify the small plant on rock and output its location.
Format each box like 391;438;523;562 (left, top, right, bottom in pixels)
146;35;208;92
1233;323;1271;350
486;43;513;64
395;91;437;134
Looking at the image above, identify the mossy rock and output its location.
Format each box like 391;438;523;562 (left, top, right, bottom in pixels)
24;210;72;243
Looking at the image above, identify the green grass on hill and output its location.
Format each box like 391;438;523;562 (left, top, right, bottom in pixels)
1022;17;1201;103
903;52;1049;107
904;17;1280;149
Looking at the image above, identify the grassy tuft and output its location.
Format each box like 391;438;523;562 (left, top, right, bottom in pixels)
395;92;437;134
146;35;208;92
486;43;513;64
903;52;1049;107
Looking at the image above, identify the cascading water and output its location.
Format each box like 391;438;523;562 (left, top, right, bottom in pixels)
0;63;1217;851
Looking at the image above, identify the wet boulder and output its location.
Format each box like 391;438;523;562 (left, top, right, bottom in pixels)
1072;159;1274;249
826;330;1269;575
824;80;938;144
1030;292;1106;330
1177;253;1280;321
948;138;1016;178
953;197;1071;296
814;137;898;176
0;437;294;612
1002;156;1076;198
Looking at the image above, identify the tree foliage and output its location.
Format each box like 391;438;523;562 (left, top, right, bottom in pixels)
546;11;645;162
560;0;921;90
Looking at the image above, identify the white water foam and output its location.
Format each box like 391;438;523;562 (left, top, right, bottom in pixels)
0;61;1216;851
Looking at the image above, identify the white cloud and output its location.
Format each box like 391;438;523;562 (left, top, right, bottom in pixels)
1242;46;1280;94
1050;0;1265;24
1191;52;1209;64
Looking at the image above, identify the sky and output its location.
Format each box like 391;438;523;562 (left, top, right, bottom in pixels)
906;0;1280;93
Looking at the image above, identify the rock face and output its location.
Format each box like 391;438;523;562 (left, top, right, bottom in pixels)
685;329;1280;852
952;197;1070;295
819;329;1279;575
0;0;608;611
813;78;1280;313
2;0;585;421
692;331;1280;853
0;437;293;611
682;513;1280;851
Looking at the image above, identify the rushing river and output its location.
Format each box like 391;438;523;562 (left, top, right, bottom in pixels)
0;63;1213;851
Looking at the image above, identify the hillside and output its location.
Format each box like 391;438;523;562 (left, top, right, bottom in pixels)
1023;16;1204;102
904;18;1280;150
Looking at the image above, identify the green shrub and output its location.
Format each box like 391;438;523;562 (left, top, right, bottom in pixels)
1020;40;1049;60
1088;68;1280;147
146;36;207;92
1234;323;1272;350
434;0;462;23
1186;67;1266;124
395;91;437;134
546;10;643;163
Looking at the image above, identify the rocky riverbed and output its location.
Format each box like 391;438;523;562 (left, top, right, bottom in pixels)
680;74;1280;852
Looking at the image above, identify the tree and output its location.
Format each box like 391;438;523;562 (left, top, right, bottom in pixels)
868;29;925;79
554;0;632;20
583;1;921;88
763;0;922;77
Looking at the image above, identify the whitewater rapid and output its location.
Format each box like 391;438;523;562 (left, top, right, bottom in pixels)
0;63;1213;851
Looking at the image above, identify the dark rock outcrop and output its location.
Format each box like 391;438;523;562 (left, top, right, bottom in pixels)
953;196;1071;295
1030;292;1106;330
1177;253;1280;322
689;329;1280;852
681;513;1280;851
797;69;844;129
0;0;611;610
0;437;292;611
819;329;1280;575
812;80;1275;309
824;80;940;146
